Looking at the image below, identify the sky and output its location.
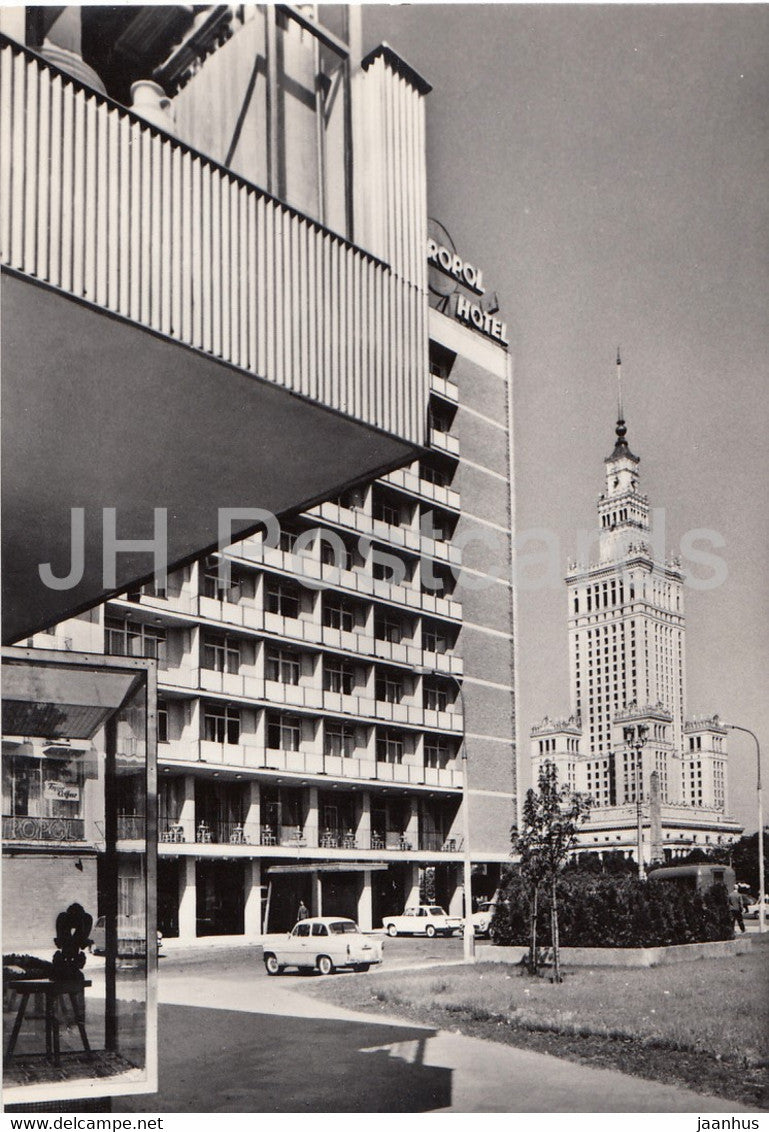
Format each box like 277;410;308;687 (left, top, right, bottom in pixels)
363;4;769;831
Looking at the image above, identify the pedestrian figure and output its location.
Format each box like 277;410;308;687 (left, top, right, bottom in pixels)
297;900;309;922
728;887;745;933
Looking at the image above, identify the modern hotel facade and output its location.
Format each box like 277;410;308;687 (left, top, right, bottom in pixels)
531;359;742;862
3;5;517;952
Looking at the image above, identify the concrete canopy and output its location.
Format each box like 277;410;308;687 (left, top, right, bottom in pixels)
2;273;422;644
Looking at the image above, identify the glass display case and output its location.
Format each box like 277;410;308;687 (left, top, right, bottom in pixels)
2;647;157;1106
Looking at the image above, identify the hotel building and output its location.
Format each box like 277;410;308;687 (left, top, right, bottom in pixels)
2;5;517;953
531;357;742;862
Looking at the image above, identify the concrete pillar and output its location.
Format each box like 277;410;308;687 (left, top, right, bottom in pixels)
405;864;421;908
357;869;373;932
305;786;319;846
180;774;196;842
448;864;464;917
356;791;371;849
244;859;263;937
405;795;420;850
246;779;261;844
178;857;197;942
311;870;323;917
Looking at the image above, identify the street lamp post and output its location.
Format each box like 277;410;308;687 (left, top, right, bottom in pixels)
624;723;649;880
417;667;475;961
724;723;764;934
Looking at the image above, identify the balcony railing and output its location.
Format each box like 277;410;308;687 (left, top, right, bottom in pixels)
117;813;145;840
419;832;459;853
3;814;85;842
0;36;426;446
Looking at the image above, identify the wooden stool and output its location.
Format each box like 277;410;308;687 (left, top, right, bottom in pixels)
5;978;93;1067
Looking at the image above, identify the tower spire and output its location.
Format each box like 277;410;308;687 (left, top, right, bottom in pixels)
612;346;630;455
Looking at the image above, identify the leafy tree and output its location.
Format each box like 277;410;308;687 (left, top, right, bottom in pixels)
512;763;590;981
731;831;769;896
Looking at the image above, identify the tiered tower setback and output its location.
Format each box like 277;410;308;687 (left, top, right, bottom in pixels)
532;354;742;860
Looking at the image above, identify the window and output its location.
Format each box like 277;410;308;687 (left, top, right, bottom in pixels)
377;730;404;764
423;682;448;712
376;672;403;704
105;617;166;666
424;737;451;769
374;497;401;526
2;751;85;821
274;7;351;235
202;632;240;674
423;621;448;654
320;539;353;571
293;922;311;938
324;659;355;695
311;922;329;937
267;713;301;752
266;578;301;619
324;723;356;758
266;646;301;685
375;611;404;644
323;597;356;633
203;703;240;745
157;699;168;744
419;461;450;488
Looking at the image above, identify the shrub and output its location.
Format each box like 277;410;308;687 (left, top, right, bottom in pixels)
491;872;732;948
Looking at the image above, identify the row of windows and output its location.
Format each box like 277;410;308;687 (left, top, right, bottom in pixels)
192;703;457;766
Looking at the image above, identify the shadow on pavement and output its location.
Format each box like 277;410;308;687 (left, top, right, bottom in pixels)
115;1004;451;1113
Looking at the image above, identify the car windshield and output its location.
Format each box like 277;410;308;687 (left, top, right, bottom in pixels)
428;907;446;916
329;921;359;934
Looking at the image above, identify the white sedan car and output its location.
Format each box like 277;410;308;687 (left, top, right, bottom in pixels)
381;905;462;938
471;900;497;937
262;917;383;975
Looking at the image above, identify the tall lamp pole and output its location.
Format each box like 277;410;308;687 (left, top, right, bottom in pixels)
624;723;649;880
417;667;475;961
724;723;764;934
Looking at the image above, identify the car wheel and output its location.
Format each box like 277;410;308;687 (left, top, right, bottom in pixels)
317;954;334;976
425;924;436;938
386;923;398;937
264;954;283;976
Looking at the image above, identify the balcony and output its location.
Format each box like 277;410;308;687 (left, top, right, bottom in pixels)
2;814;85;843
418;833;460;853
370;832;414;851
264;679;323;710
1;37;429;645
417;478;461;512
259;824;308;848
199;667;260;699
117;813;145;840
198;594;263;632
429;374;459;403
429;429;460;457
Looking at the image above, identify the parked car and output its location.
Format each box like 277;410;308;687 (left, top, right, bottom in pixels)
90;915;163;958
262;917;383;975
381;905;462;938
471;900;496;937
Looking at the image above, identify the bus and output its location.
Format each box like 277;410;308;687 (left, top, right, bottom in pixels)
646;864;735;893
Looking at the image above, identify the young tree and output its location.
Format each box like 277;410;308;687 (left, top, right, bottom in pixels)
512;763;591;981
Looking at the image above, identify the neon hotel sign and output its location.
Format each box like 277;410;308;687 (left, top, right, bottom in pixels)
426;233;509;346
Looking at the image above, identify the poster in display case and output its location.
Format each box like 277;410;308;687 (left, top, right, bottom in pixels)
2;647;157;1106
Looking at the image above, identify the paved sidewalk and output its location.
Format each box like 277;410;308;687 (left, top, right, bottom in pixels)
114;964;761;1113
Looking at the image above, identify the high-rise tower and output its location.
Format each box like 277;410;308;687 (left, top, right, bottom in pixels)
532;354;741;861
